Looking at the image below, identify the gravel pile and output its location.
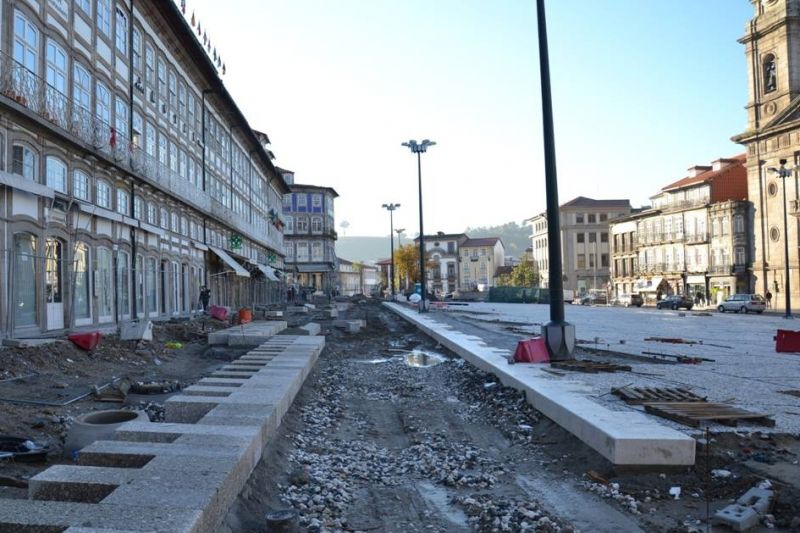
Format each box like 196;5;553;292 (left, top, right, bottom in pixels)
278;345;567;532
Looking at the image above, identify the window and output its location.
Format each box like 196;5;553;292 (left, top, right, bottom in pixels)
712;219;720;236
117;188;129;215
168;71;177;110
296;242;309;261
312;241;323;261
118;251;130;316
171;212;179;233
296;217;309;233
14;233;38;327
735;247;745;265
146;257;157;313
577;254;586;269
734;215;744;233
180;216;188;236
13;11;38;73
115;97;128;136
160;208;169;229
312;194;322;209
96;181;111;208
157;58;166;98
12;145;36;180
589;232;597;243
179;150;187;179
133;196;143;220
770;226;780;242
46;40;67;95
158;132;167;165
97;0;111;37
577;233;585;244
764;54;777;93
589;254;595;268
576;213;584;224
721;218;730;235
74;243;91;320
45;156;67;192
768;182;778;197
132;29;141;72
169;141;178;172
601;253;609;268
311;217;322;233
146;202;157;225
73;64;91;111
96;82;111;123
285;215;294;233
145;122;156;156
178;82;186;118
588;214;597;223
73;170;89;200
76;0;91;15
115;8;128;54
601;232;608;243
145;45;154;92
600;213;608;222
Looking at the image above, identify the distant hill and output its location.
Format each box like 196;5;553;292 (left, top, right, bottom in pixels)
336;221;532;263
465;221;531;259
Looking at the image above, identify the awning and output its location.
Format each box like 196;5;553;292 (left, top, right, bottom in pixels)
686;275;706;284
634;277;664;292
256;263;280;281
208;246;250;277
296;263;333;273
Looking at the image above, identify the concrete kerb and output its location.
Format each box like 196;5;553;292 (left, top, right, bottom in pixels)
5;331;322;533
384;302;696;467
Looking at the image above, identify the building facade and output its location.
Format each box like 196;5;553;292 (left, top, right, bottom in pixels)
459;237;505;291
610;155;752;304
0;0;288;337
337;258;378;296
733;0;800;311
528;197;631;295
413;232;467;295
280;170;338;292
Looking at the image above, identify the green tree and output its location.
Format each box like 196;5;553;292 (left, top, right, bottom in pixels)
509;261;539;287
395;244;419;291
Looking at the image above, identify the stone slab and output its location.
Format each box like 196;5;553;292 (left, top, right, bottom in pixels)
119;320;153;341
0;499;202;532
264;311;284;318
286;306;309;314
207;321;287;345
114;422;258;443
385;302;696;467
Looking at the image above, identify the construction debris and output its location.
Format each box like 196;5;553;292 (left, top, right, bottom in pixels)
712;482;775;531
550;360;632;373
643;402;776;428
612;386;707;405
641;351;715;364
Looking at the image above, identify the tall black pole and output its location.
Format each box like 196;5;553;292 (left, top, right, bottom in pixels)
417;151;427;312
389;209;396;297
537;0;574;359
782;163;792;318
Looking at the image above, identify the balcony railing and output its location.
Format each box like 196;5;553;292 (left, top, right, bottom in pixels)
708;263;733;275
684;232;708;244
0;51;277;250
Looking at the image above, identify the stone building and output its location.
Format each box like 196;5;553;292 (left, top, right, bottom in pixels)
528;197;632;295
280;170;338;293
459;237;505;291
0;0;288;337
609;155;752;305
732;0;800;310
412;232;467;296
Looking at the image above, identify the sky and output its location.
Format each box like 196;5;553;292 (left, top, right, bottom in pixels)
185;0;754;238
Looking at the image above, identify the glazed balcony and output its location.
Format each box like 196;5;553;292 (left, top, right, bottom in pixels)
0;52;277;250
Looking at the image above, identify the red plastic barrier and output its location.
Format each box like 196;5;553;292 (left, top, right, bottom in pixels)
209;305;228;321
775;329;800;353
513;337;550;363
68;332;102;351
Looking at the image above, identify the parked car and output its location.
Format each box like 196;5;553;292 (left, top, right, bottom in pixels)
578;291;608;306
717;294;766;314
656;294;694;310
616;293;644;308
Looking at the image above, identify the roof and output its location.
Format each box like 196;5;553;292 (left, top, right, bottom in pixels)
494;265;514;277
462;237;502;247
560;196;631;209
289;184;340;197
154;1;290;195
375;258;392;266
413;232;467;242
659;154;747;193
337;258;353;266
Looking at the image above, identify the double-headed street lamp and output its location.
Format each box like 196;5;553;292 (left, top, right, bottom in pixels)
382;203;400;297
402;139;436;312
768;159;797;319
395;228;405;247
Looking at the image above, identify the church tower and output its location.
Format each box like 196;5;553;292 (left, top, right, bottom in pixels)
740;0;800;131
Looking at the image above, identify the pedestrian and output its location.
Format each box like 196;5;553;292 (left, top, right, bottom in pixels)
199;285;211;312
694;292;701;306
766;290;773;309
287;284;295;304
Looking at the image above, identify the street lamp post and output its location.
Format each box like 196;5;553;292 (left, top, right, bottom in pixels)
402;139;436;312
536;0;575;359
395;228;405;248
769;159;796;318
382;203;400;298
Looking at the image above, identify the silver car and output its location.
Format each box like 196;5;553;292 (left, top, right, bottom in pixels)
717;294;766;314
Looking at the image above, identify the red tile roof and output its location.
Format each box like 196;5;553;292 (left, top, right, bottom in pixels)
660;154;747;192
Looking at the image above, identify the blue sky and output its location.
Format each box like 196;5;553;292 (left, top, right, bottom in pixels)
186;0;754;238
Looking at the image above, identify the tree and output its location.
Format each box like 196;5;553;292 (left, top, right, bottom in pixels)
394;244;419;291
339;220;350;236
509;261;539;287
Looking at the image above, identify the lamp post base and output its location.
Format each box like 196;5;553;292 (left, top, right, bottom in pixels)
541;321;576;361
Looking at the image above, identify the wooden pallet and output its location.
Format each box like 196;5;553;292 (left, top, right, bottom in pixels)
643;402;775;428
612;386;706;405
550;360;631;373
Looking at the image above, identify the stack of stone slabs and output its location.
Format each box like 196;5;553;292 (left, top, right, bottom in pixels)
0;334;324;533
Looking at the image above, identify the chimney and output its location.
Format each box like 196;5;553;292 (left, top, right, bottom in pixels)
686;165;712;178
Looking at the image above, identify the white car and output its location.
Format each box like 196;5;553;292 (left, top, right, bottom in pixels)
717;294;766;314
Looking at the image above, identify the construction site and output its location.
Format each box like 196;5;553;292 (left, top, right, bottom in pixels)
0;298;796;532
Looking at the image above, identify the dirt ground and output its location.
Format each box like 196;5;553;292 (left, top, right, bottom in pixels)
0;317;237;496
222;302;800;533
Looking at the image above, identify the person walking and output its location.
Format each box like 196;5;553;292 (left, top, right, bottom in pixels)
766;290;773;309
199;285;211;312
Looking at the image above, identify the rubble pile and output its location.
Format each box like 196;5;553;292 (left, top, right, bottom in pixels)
455;494;567;532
